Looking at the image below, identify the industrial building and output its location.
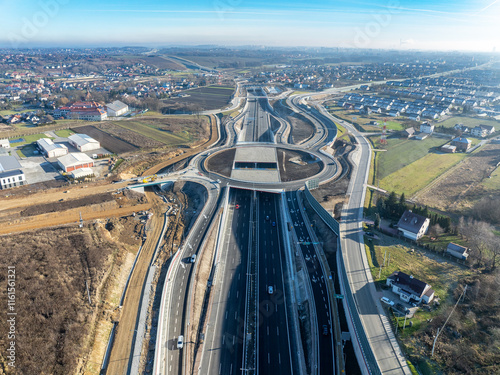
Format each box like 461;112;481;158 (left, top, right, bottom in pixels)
37;138;68;158
68;133;100;152
57;153;94;172
0;169;26;189
106;100;128;117
0;139;10;148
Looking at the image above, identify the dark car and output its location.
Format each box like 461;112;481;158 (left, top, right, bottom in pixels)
322;325;329;336
272;221;276;227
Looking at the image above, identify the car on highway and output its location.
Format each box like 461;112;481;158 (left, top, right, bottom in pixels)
322;325;329;336
191;254;197;263
177;335;184;349
272;221;276;227
267;286;274;295
265;215;270;221
381;297;394;306
235;204;240;209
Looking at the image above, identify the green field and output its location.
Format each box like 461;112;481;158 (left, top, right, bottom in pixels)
380;152;465;196
372;136;448;180
365;236;474;334
436;116;500;131
9;133;54;146
116;121;191;145
483;164;500;191
16;144;39;158
0;109;32;116
54;129;75;137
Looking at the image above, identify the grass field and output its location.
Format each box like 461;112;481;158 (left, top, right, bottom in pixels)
16;144;38;158
13;123;38;130
0;109;32;116
373;136;449;180
116;121;192;145
380;152;466;196
54;129;75;137
10;133;53;146
365;234;474;334
482;164;500;191
436;115;500;131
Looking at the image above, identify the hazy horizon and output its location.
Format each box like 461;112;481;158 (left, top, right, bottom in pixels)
0;0;499;52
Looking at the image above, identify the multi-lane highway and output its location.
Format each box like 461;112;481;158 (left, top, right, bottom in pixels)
285;190;335;375
256;191;293;374
240;88;274;143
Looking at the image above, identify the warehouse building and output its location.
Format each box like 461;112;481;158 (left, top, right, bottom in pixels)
57;153;94;172
106;100;128;117
68;133;100;152
37;138;68;158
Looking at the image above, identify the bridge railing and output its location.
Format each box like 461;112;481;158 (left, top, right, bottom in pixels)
303;185;381;375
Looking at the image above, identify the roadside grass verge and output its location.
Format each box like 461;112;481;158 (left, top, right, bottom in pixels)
380;152;465;196
54;129;75;137
482;164;500;191
116;121;192;145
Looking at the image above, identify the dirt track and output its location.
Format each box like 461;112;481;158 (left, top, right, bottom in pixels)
106;192;167;375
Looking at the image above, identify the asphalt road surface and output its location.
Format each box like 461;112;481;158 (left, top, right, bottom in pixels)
256;191;293;375
286;190;335;375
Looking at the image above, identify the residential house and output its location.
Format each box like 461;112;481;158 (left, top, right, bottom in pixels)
397;210;430;240
386;271;435;304
446;243;470;260
420;122;435;133
471;125;495;138
401;127;415;138
451;137;471;152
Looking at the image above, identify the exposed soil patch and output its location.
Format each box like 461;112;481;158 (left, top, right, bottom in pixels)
19;190;146;217
72;125;138;154
205;148;236;177
0;217;143;375
0;179;68;199
287;114;315;144
98;122;164;148
277;149;322;182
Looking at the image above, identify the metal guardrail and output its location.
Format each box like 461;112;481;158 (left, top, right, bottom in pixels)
303;186;381;375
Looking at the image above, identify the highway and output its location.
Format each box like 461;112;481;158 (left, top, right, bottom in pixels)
285;190;335;375
200;188;251;375
240;88;274;143
256;191;293;375
154;181;221;375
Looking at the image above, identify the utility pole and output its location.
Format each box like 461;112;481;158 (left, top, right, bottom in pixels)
431;285;468;357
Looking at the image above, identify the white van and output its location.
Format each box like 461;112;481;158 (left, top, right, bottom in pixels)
177;335;184;349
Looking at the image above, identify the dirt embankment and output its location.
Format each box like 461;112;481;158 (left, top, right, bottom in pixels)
0;216;144;375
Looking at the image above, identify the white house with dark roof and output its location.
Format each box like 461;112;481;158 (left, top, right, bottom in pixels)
471;124;495;138
397;210;430;241
387;271;435;304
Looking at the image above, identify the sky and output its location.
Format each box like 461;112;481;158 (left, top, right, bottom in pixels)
0;0;499;52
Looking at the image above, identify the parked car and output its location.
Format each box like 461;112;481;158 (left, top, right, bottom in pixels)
381;297;394;306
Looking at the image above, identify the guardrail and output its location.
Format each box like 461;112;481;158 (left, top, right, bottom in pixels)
303;185;381;375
